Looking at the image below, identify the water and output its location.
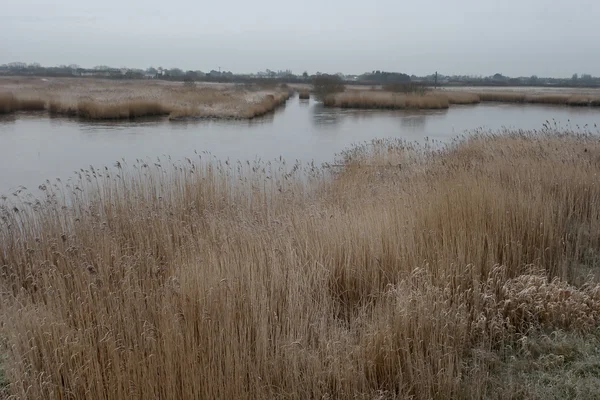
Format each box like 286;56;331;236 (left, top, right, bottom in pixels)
1;97;599;195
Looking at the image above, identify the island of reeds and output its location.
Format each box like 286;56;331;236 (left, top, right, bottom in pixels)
0;77;291;120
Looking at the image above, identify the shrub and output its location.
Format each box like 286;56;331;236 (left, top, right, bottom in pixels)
312;74;345;101
298;89;310;99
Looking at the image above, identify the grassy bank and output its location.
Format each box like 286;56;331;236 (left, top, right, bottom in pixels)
2;129;600;399
324;91;450;109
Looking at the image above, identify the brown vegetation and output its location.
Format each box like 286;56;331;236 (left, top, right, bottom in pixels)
2;129;600;399
474;91;600;106
324;91;450;109
0;92;46;113
0;78;290;120
313;74;345;100
76;100;171;120
48;99;77;117
169;91;290;120
443;91;481;105
0;92;16;113
242;92;290;118
382;82;427;94
298;88;310;99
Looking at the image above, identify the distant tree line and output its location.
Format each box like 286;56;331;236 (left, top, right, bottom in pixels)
1;62;599;88
358;71;411;85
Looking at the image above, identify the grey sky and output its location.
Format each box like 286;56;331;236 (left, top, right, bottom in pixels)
1;0;598;77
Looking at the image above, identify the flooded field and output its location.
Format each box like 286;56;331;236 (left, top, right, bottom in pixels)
1;96;599;195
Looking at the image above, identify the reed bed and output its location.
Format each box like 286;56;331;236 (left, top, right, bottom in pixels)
475;91;600;106
76;100;171;120
0;92;15;113
169;91;290;120
324;91;450;110
321;89;600;110
242;91;290;118
443;91;481;104
0;79;289;121
0;92;46;113
2;128;600;399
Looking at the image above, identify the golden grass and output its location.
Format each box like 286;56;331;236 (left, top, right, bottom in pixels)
242;91;290;118
0;79;289;120
476;91;528;103
76;100;171;120
443;91;481;104
169;91;290;120
2;129;600;399
0;92;16;113
298;88;310;99
0;92;46;113
48;99;77;117
475;91;600;106
324;91;450;109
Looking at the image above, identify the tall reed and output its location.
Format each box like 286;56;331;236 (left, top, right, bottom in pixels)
0;92;46;113
2;129;600;399
475;91;600;106
76;100;171;120
443;91;481;104
324;91;449;109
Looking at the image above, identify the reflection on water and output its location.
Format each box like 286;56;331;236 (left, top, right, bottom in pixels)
401;115;427;130
311;104;449;130
1;96;599;195
0;115;17;125
311;104;343;126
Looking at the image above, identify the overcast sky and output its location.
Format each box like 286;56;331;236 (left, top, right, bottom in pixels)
1;0;598;77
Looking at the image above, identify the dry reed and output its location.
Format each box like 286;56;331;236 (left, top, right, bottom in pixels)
76;100;171;120
1;128;600;399
169;91;290;120
475;91;600;107
0;79;290;120
443;91;481;104
0;92;16;113
48;99;78;117
298;89;310;99
324;91;450;110
241;91;290;118
0;92;46;113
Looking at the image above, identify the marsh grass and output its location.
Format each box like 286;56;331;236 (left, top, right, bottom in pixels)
169;91;290;120
443;91;481;104
0;92;46;113
0;81;290;121
76;100;171;120
324;91;450;109
48;99;78;117
242;92;290;118
2;128;600;399
475;91;600;106
0;93;16;113
320;90;600;109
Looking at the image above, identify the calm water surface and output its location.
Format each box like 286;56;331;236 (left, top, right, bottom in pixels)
1;97;599;195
